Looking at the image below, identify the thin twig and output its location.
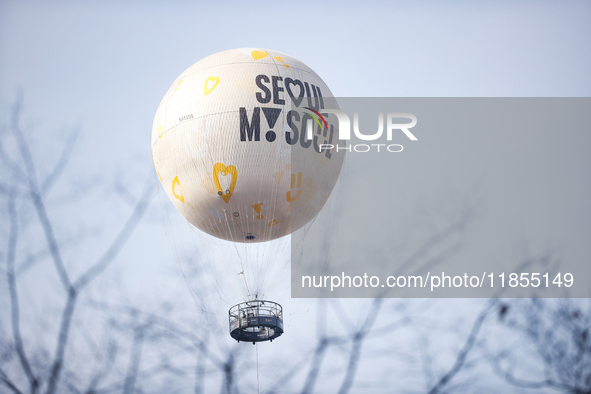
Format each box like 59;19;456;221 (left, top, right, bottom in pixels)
428;300;496;394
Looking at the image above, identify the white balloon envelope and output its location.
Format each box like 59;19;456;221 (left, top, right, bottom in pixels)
151;48;344;244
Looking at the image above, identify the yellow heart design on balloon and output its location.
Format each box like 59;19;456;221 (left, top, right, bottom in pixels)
213;163;237;203
204;76;220;96
251;50;268;60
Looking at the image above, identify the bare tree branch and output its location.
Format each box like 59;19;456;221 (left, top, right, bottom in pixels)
493;298;591;394
300;336;330;394
337;298;382;394
0;129;28;182
5;190;39;393
419;334;435;391
194;332;208;394
40;125;80;196
492;351;561;390
10;100;72;292
45;288;77;394
85;340;118;394
0;366;24;394
74;181;153;290
44;181;152;394
123;323;146;394
396;205;472;278
15;231;90;278
221;351;235;394
87;300;218;365
428;300;497;394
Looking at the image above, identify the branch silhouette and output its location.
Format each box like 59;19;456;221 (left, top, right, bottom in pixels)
2;100;153;394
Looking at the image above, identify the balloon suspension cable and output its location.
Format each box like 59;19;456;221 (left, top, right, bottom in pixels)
189;220;247;304
256;342;260;394
223;211;252;300
157;181;207;313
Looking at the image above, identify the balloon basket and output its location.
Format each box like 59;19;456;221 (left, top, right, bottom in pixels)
229;300;283;344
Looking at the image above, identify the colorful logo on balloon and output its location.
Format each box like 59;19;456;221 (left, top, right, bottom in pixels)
303;107;329;132
213;163;237;203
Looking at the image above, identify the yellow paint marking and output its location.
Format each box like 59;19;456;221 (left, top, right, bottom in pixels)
251;203;264;219
287;172;303;202
172;176;185;203
287;189;302;202
290;172;302;188
273;56;290;68
251;50;268;60
272;170;285;184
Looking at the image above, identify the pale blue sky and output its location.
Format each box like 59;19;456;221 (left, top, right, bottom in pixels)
2;0;589;176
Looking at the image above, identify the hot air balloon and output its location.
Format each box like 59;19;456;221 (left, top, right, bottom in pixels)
151;48;344;343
